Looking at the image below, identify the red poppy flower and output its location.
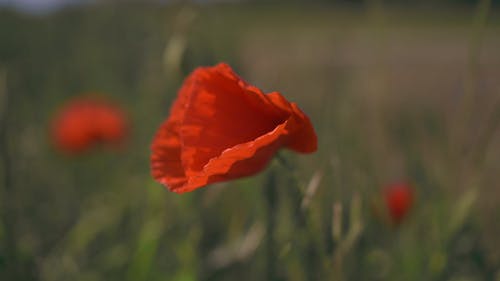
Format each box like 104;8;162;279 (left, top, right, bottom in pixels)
51;97;128;154
151;63;317;193
384;182;414;225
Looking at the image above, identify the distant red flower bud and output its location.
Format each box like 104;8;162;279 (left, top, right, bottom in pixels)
51;97;128;154
384;183;414;225
151;63;317;193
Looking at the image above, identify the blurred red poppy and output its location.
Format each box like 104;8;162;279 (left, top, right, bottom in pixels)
384;182;414;225
51;97;128;154
151;63;317;193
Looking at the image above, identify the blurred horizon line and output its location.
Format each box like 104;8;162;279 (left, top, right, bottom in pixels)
0;0;245;14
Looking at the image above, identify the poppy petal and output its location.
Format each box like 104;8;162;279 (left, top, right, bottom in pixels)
51;97;128;154
150;63;318;193
172;119;289;193
151;119;187;190
179;64;289;176
151;79;192;189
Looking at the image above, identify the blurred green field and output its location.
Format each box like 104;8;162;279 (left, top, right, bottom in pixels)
0;2;499;281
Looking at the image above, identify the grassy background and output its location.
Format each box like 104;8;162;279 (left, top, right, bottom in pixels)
0;2;499;280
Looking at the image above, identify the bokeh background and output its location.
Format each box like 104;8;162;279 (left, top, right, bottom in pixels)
0;0;499;280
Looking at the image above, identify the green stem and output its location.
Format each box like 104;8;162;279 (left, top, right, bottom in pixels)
276;154;320;280
263;167;278;281
0;69;36;280
453;0;491;189
0;69;17;279
464;0;491;102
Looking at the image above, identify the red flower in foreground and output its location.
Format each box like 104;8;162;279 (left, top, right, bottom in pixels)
51;97;128;154
151;63;317;193
384;183;414;225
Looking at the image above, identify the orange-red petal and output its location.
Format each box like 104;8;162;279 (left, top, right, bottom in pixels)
51;97;128;154
150;63;317;193
384;183;414;225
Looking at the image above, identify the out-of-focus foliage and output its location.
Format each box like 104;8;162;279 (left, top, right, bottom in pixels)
0;2;499;281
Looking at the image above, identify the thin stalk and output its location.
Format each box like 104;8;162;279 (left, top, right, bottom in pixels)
452;0;492;194
276;154;320;281
462;0;491;111
454;0;491;157
263;167;278;281
0;69;35;280
0;69;17;278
